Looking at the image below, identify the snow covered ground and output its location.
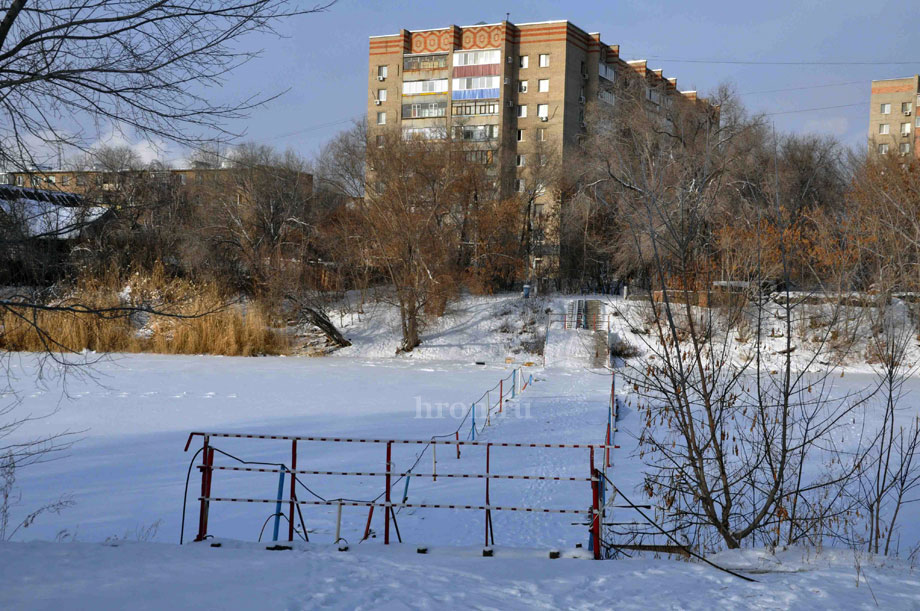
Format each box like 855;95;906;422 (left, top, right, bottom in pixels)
2;293;920;609
3;540;918;610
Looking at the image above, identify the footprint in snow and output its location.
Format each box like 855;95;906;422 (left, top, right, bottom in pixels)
203;392;216;399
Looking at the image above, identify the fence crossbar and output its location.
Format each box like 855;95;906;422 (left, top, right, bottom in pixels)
186;432;612;450
210;465;592;481
199;497;593;514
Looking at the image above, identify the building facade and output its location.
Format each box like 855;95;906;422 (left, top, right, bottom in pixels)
366;20;710;273
868;76;920;158
1;167;236;196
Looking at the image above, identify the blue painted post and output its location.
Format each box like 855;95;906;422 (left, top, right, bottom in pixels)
511;369;516;399
471;403;476;441
272;468;286;542
402;474;411;503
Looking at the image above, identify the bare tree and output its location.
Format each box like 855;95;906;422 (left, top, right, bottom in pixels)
583;78;872;552
0;0;335;530
0;0;335;171
358;130;482;352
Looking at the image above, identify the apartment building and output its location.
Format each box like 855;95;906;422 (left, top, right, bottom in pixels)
367;19;711;271
868;75;920;158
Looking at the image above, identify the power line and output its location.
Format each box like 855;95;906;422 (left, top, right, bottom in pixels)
739;80;865;96
263;116;361;142
763;102;868;116
644;57;920;66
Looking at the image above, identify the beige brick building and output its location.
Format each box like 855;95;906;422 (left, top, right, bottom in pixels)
367;19;709;272
868;76;920;158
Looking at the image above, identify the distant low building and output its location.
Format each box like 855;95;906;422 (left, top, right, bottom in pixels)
0;185;110;240
1;167;239;197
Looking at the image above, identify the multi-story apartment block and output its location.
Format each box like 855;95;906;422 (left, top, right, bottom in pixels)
868;76;920;158
367;19;711;272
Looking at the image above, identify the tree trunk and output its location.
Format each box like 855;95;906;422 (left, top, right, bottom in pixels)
300;306;351;347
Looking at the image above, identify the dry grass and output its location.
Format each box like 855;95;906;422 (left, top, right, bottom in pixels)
0;267;290;356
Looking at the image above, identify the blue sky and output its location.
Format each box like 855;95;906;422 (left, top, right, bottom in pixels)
167;0;920;161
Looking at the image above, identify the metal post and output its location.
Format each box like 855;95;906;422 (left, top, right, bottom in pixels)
384;441;392;545
455;431;460;459
512;369;516;399
335;501;343;543
272;468;286;542
499;379;503;413
288;440;297;542
432;443;437;482
606;418;612;469
195;436;211;542
485;443;493;546
590;448;601;560
471;404;476;441
362;506;375;541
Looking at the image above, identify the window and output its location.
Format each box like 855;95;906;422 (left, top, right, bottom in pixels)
518;80;528;93
403;54;448;71
61;175;71;186
903;122;912;136
454;124;498;141
538;79;549;92
878;143;889;154
903;102;913;113
517;104;527;118
514;178;525;192
452;76;500;90
519;55;529;69
16;175;23;186
465;150;493;164
47;175;56;184
516;154;526;167
879;123;890;135
900;142;911;154
76;174;86;186
537;128;546;141
402;79;448;95
539;54;550;67
535;181;546;196
402;101;447;118
517;129;525;142
598;62;616;82
881;103;891;114
538;154;548;167
452;102;498;116
376;135;384;147
451;75;501;100
534;204;545;216
403;126;447;140
537;104;549;118
598;89;616;106
377;65;388;79
377;111;386;125
916;116;920;128
453;50;501;66
377;89;387;102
